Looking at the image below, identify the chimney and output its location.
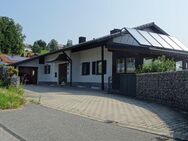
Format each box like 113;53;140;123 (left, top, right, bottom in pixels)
79;36;86;43
110;29;121;34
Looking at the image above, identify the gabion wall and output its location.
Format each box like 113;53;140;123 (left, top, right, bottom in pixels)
136;71;188;111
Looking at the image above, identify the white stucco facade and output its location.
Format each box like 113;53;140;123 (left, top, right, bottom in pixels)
17;47;112;87
71;47;112;83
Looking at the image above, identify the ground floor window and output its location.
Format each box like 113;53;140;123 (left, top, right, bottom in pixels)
176;61;183;71
92;60;106;75
185;61;188;69
82;62;90;75
126;58;135;73
116;58;125;73
44;65;51;74
116;58;135;73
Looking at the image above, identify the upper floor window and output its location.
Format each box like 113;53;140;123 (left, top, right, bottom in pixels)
39;56;45;64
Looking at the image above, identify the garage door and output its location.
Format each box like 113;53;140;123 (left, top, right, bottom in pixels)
19;67;38;84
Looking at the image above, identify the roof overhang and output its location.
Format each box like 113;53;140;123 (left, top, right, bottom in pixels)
108;42;188;60
11;33;119;66
134;22;169;35
47;53;70;63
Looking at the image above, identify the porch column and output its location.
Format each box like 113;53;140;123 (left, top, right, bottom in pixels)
70;60;72;86
101;45;105;90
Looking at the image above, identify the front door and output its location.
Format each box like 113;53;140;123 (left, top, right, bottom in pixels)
59;63;67;85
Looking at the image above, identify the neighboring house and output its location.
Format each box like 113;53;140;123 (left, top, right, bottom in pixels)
11;22;188;90
0;54;27;65
25;47;32;52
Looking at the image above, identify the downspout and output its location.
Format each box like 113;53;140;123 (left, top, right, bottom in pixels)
70;60;72;86
101;45;104;90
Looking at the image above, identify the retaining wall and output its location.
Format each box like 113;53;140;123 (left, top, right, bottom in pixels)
136;71;188;111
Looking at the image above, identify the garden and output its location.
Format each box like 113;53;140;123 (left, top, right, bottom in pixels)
0;66;25;110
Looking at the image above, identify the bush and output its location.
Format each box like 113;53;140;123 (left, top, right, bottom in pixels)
137;56;176;73
0;86;25;109
7;67;18;77
0;67;19;87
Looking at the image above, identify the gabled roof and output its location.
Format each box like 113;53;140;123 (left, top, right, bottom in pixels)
11;22;188;66
134;22;169;35
11;32;121;66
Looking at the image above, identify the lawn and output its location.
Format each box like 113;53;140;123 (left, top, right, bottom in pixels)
0;86;25;110
40;49;49;55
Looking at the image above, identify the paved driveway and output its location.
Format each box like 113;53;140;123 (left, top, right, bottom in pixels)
0;104;173;141
24;85;188;140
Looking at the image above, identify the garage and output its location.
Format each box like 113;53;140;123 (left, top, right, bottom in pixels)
19;67;38;84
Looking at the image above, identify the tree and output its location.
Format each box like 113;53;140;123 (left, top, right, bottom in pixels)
35;40;47;50
47;39;59;52
63;39;73;48
32;42;41;54
66;40;73;47
0;17;25;55
31;40;48;55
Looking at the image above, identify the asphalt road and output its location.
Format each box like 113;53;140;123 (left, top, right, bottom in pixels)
0;104;174;141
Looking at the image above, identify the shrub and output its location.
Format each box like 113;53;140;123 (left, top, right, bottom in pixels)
7;67;18;77
0;86;25;109
137;56;176;73
0;67;19;87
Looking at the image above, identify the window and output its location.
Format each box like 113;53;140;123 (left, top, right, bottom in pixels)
176;61;183;71
126;58;135;73
82;62;90;75
143;58;152;65
92;62;97;74
116;58;125;73
116;58;135;73
44;65;51;74
39;57;45;64
92;60;106;75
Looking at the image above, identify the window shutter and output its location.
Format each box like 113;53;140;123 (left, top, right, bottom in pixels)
92;62;96;74
44;66;47;74
86;63;90;75
82;63;84;75
103;60;107;74
48;65;51;74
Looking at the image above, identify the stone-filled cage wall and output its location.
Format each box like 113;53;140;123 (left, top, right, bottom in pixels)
136;71;188;111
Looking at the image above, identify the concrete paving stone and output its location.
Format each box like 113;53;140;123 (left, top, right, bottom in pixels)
24;85;188;140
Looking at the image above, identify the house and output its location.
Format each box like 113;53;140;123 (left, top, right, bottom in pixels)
0;54;27;65
11;22;188;90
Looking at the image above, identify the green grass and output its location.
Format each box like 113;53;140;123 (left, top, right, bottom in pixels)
0;86;25;110
40;49;49;55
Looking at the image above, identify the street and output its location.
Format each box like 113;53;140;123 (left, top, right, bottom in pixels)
0;104;174;141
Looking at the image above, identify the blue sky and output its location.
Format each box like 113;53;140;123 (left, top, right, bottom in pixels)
1;0;188;46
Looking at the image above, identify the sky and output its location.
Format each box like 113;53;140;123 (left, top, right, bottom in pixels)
1;0;188;46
